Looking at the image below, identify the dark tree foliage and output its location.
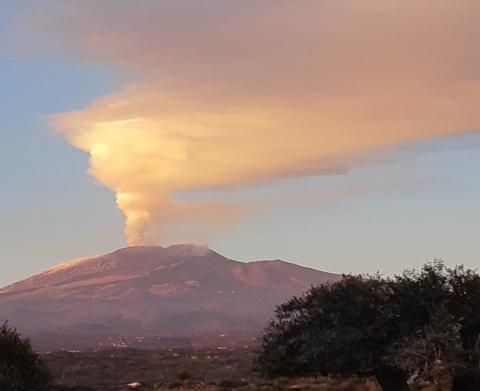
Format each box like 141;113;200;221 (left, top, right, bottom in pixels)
391;263;480;389
448;267;480;365
0;322;53;391
257;263;480;391
257;275;409;390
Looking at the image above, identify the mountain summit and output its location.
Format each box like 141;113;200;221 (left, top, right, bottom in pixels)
0;245;340;335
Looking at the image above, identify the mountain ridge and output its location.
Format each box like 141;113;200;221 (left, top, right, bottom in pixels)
0;244;341;335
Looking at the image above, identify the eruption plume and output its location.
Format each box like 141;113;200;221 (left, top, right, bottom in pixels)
17;0;480;244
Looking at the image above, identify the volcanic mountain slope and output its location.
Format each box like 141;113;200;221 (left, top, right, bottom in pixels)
0;244;341;335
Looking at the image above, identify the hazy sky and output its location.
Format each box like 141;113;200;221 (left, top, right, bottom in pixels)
1;1;480;286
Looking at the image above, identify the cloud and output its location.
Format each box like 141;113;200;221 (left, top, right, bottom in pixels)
15;0;480;244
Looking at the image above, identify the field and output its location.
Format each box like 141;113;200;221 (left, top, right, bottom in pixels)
42;346;381;391
36;333;448;391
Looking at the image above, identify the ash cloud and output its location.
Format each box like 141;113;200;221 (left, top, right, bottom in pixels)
15;0;480;244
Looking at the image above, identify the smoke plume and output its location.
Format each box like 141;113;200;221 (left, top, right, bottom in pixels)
17;0;480;244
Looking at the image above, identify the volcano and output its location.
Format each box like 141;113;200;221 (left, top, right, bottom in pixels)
0;244;340;335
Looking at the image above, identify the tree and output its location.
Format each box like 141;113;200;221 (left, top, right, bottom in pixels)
257;263;480;391
390;306;463;389
0;322;53;391
392;263;480;390
257;275;410;391
446;266;480;390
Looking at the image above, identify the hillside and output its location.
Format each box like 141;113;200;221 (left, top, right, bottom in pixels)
0;244;340;335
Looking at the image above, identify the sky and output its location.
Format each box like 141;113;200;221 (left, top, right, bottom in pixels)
1;0;480;286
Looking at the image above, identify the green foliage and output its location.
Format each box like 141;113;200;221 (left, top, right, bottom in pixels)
0;322;53;391
257;262;480;389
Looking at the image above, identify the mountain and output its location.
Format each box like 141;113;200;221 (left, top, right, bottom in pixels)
0;244;340;335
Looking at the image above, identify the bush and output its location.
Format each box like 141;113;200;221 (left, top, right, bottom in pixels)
0;322;53;390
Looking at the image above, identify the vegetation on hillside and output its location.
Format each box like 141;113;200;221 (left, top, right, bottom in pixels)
257;262;480;391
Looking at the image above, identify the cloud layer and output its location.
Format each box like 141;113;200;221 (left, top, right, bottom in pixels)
17;0;480;244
